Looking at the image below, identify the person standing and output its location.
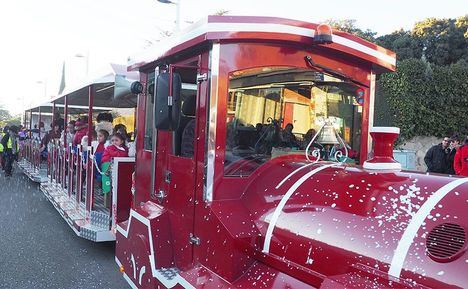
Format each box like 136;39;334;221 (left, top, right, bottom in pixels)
446;135;461;175
424;136;450;174
0;126;7;171
1;126;20;177
454;136;468;177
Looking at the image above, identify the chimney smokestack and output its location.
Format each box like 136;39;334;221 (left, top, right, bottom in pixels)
363;127;401;170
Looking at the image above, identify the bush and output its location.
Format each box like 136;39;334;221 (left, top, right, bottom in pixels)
377;58;468;141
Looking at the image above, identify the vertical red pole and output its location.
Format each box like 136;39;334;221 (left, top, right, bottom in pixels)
62;95;68;189
85;146;94;223
52;102;56;127
133;108;137;140
29;110;32;139
38;106;42;140
68;144;74;198
87;85;94;146
76;145;82;209
85;84;94;222
63;96;68;148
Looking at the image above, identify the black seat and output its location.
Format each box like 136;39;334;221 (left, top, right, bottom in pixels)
174;95;196;156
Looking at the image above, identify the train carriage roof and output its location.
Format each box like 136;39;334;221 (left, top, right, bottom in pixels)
27;103;112;115
128;15;396;73
49;63;139;108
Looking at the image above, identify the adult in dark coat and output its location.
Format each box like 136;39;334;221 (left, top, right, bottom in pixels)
424;137;450;173
446;135;461;175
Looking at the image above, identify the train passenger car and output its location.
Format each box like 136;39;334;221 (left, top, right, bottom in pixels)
20;63;140;242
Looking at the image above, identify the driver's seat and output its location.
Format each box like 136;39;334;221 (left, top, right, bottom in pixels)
178;95;196;157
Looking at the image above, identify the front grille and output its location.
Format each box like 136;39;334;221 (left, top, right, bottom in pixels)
426;223;466;262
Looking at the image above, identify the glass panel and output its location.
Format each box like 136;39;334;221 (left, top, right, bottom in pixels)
144;72;155;150
224;67;363;177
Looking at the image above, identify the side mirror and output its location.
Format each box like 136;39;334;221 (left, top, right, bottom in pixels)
154;72;181;130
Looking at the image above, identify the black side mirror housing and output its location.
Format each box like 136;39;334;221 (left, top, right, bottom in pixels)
154;72;182;130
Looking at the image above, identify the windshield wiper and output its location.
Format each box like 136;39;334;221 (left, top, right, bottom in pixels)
304;55;367;87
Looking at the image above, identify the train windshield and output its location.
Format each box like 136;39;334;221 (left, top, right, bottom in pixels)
224;66;363;177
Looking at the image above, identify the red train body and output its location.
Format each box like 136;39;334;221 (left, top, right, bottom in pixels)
116;17;468;288
114;16;468;289
18;15;467;289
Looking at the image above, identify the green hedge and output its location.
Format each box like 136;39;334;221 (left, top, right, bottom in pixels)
376;58;468;141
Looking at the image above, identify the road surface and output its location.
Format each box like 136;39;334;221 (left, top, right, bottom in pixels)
0;166;128;289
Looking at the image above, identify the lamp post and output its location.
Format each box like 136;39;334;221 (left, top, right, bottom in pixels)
157;0;181;32
74;51;89;77
36;80;47;99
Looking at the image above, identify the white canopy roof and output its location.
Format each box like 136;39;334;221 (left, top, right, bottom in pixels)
46;63;139;108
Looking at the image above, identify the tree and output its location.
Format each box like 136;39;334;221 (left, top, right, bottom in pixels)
413;16;468;65
376;30;423;61
377;58;468;141
325;19;377;42
0;107;12;126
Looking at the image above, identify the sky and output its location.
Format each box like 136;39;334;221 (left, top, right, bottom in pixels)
0;0;465;115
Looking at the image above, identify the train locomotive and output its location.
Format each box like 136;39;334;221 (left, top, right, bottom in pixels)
114;16;468;289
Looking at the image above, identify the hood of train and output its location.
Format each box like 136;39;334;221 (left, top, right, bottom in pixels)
240;158;468;288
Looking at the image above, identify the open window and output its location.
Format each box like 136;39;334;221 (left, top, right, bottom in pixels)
224;67;363;176
152;63;199;157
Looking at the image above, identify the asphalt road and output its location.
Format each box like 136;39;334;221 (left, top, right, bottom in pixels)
0;166;129;289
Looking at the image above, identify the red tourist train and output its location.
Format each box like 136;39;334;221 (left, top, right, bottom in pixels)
20;16;467;289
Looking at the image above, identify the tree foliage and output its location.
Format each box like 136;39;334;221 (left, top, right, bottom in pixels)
0;107;20;127
325;19;377;42
0;107;12;123
413;16;468;65
378;58;468;141
376;15;468;65
376;30;423;60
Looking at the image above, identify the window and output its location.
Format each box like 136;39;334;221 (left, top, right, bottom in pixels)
224;67;363;176
144;72;155;150
170;65;198;158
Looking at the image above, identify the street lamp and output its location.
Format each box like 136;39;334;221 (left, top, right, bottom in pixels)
157;0;181;32
36;80;47;98
74;51;89;76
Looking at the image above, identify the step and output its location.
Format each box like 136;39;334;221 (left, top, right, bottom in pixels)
80;224;114;242
90;211;110;229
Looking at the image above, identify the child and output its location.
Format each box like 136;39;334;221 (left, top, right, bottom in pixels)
92;130;109;181
72;117;88;147
101;133;128;205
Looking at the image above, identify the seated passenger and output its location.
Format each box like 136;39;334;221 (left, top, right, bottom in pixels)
72;117;88;147
128;133;136;157
101;133;128;197
232;128;255;157
92;129;110;181
40;124;61;160
254;120;281;155
80;129;97;151
62;120;76;147
280;123;299;148
114;124;129;144
95;112;113;135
